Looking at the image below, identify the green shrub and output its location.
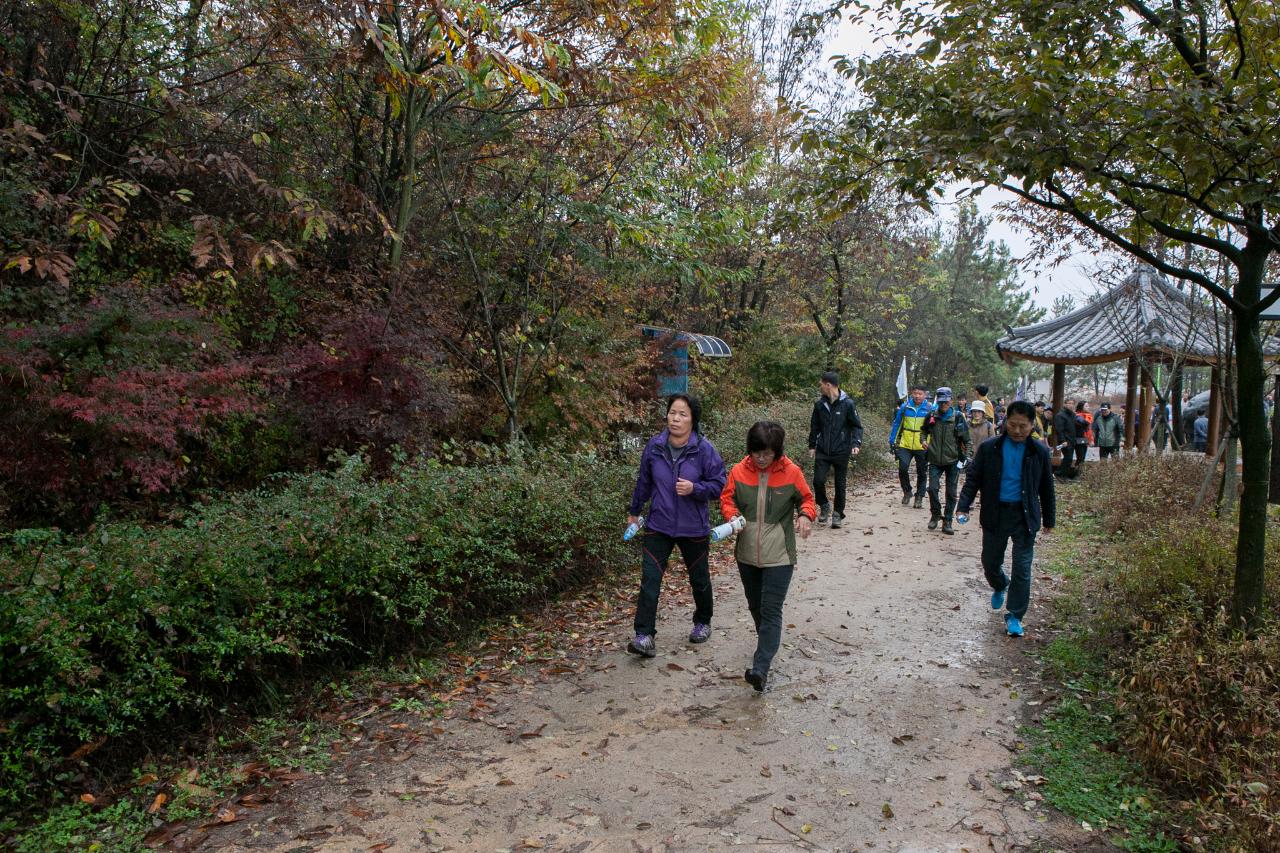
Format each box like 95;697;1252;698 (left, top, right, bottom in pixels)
0;448;632;812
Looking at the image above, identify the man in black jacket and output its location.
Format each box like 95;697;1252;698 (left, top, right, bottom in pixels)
807;371;863;529
956;401;1055;638
1051;397;1078;479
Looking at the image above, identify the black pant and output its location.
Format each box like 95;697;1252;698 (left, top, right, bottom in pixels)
1055;447;1075;479
1098;446;1118;459
633;530;712;637
813;454;850;516
927;462;959;520
738;562;794;678
1074;443;1088;475
895;448;927;496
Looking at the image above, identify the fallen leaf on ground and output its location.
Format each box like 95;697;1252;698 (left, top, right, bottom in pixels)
882;803;895;819
147;793;168;814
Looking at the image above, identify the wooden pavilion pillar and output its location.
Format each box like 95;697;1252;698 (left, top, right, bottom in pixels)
1051;363;1065;419
1206;365;1222;455
1137;370;1154;451
1123;356;1139;449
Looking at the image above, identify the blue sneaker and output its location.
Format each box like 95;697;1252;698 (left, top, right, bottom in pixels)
1005;615;1024;637
627;634;656;657
689;623;711;644
991;588;1006;611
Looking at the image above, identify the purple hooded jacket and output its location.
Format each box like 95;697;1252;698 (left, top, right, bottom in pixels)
628;429;727;539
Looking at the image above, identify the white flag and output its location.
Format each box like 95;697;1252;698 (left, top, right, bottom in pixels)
895;357;909;401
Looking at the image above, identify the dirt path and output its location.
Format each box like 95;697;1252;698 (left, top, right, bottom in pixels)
199;473;1098;853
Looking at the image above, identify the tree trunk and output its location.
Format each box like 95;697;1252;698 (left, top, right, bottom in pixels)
1231;244;1271;632
389;90;418;269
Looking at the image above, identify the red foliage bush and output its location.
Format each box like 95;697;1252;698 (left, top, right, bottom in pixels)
267;313;456;467
0;299;258;524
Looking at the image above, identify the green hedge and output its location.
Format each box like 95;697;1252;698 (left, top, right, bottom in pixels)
0;449;633;810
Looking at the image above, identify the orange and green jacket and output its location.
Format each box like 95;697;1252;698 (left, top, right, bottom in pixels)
720;455;817;567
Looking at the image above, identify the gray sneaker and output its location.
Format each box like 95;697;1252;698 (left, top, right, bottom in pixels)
829;512;843;529
689;623;711;643
817;504;831;525
627;634;656;657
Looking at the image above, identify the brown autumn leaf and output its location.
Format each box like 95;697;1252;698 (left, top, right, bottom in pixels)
147;793;168;814
215;807;239;823
520;723;547;738
665;662;684;671
497;778;515;786
79;793;95;804
882;803;895;819
70;736;108;760
760;765;772;778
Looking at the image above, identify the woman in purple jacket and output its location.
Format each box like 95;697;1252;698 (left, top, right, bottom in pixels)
625;394;727;658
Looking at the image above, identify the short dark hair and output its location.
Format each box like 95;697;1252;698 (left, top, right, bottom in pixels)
667;393;701;434
1075;400;1087;412
974;384;989;396
1005;400;1036;422
820;370;840;386
746;420;785;457
1034;400;1045;408
910;383;926;392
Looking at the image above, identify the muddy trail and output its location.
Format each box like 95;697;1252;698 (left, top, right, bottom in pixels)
191;473;1100;853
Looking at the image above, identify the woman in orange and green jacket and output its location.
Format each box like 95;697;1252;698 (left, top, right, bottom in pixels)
719;420;817;692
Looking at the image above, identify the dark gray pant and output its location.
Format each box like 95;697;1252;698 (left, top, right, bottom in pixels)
737;562;794;678
634;531;712;637
895;448;927;496
981;503;1036;620
927;462;959;520
813;454;850;516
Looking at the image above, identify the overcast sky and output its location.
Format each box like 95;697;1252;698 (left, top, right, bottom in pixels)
825;10;1108;313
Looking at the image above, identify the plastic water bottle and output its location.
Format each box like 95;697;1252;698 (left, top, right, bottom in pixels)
710;515;747;543
623;516;645;541
956;512;969;525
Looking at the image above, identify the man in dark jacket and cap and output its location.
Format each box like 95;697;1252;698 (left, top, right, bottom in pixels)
808;370;863;529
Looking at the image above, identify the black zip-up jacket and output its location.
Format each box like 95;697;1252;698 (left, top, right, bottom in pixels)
808;392;864;459
1052;408;1077;449
957;434;1056;534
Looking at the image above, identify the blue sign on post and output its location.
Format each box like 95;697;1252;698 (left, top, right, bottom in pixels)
640;325;731;396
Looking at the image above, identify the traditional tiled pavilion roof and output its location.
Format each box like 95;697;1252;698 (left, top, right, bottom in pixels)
996;266;1279;366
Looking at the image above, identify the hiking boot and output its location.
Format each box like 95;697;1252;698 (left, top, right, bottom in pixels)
817;505;831;525
991;588;1006;611
829;512;843;529
688;623;711;644
901;491;912;506
928;512;940;530
942;519;955;535
627;634;656;657
1005;614;1025;638
913;495;924;509
744;669;767;692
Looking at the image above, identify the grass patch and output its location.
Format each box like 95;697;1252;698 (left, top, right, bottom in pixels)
1021;697;1176;852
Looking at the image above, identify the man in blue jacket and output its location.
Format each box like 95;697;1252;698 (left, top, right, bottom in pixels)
956;400;1055;638
807;371;863;529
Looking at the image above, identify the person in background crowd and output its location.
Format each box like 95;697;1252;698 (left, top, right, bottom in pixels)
922;387;970;535
1032;401;1052;446
1052;398;1078;479
994;397;1007;431
956;401;1056;638
807;370;863;530
1073;401;1093;477
1093;402;1123;459
1193;411;1210;453
956;391;970;417
720;421;816;692
890;385;932;508
973;385;995;420
968;400;997;448
625;394;727;658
